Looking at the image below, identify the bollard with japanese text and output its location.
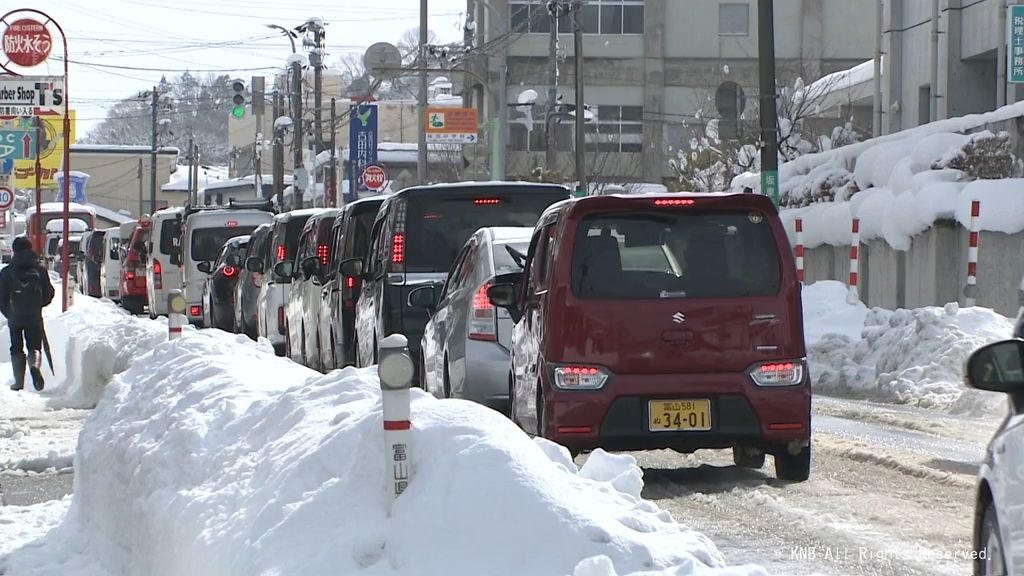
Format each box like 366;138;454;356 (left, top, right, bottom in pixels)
167;289;186;340
378;334;414;513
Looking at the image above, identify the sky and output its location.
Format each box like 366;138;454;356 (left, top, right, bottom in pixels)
6;0;468;138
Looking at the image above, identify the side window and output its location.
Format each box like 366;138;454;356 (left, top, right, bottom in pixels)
529;223;557;293
328;224;344;274
440;243;471;302
367;216;386;277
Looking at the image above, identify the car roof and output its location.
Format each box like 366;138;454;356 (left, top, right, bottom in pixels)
274;208;329;222
480;226;534;245
543;192;778;220
390;181;570;200
225;235;250;246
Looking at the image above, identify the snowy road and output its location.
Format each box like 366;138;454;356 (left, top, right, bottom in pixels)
608;396;1002;576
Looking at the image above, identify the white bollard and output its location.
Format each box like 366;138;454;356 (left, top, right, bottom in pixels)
167;289;186;340
378;333;414;514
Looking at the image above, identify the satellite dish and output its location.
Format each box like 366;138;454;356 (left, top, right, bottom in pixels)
363;42;402;78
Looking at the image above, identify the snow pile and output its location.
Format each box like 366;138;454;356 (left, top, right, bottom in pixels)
803;282;1012;415
2;332;765;576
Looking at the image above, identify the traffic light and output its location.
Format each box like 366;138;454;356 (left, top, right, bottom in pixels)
231;79;246;118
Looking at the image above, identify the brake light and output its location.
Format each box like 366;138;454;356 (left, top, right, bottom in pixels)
474;198;501;205
190;305;201;317
654;198;695;206
346;276;356;290
276;244;286;261
223;265;237;278
391;233;404;264
153;259;162;290
748;361;805;387
469;282;496;341
317;243;329;266
226;220;238;227
552;365;610;390
277;306;285;335
126;270;135;280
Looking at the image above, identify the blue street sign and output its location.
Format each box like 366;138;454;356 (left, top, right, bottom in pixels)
55;171;89;204
1010;5;1024;83
348;103;378;202
0;128;36;160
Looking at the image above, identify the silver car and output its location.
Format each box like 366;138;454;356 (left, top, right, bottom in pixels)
413;226;532;415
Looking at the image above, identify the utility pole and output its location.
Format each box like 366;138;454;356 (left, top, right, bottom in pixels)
572;1;585;197
191;144;200;206
757;0;779;207
418;0;429;184
311;25;325;201
545;4;559;171
273;90;285;211
150;85;158;215
252;76;266;200
292;58;304;208
330;97;337;208
186;136;194;205
33;116;41;251
137;158;144;217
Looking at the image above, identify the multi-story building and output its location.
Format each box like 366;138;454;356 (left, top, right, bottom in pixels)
469;0;874;184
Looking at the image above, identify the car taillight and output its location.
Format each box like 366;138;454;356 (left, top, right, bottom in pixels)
276;244;286;261
654;198;695;206
223;265;237;278
277;306;285;335
469;282;496;341
391;233;404;264
748;361;805;387
474;198;501;205
126;270;135;280
190;305;201;317
317;243;329;266
346;275;356;290
153;259;162;289
551;365;610;390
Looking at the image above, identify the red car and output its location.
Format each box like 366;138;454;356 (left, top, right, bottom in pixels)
119;219;151;315
489;193;811;481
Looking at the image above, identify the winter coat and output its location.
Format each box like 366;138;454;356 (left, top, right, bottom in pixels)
0;249;56;321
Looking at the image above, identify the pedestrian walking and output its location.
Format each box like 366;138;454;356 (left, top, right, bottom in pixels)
0;236;55;391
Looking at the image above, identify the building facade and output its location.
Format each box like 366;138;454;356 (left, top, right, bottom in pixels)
470;0;875;183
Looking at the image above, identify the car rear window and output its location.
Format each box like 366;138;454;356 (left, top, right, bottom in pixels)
570;210;781;299
191;227;257;262
348;207;378;259
492;241;530;275
276;216;312;262
403;190;566;273
159;220;180;254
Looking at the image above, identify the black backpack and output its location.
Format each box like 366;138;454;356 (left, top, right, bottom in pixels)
10;266;46;312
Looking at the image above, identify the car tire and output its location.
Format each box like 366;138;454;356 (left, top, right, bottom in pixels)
733;445;766;469
978;501;1007;576
285;326;293;361
507;374;517;424
442;358;452;397
536;387;547;439
774;444;811;482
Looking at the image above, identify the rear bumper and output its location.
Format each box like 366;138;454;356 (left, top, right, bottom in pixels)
543;371;811;453
463;340;511;413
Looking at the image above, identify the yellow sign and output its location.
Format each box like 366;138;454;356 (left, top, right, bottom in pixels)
424;107;478;143
12;110;75;188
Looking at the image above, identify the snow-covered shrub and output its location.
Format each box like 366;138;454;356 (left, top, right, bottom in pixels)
933;131;1023;180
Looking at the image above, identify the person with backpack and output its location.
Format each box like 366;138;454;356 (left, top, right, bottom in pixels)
0;236;55;391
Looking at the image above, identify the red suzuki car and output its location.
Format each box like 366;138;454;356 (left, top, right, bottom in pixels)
488;193;811;481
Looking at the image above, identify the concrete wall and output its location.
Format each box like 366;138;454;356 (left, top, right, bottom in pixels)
800;220;1023;317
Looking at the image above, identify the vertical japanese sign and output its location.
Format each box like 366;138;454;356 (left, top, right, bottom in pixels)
1010;5;1024;83
347;103;377;202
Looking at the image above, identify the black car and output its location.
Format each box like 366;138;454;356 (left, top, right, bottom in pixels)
235;223;273;339
200;235;249;332
77;229;106;298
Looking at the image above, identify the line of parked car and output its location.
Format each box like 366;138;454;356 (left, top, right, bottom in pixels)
73;183;813;485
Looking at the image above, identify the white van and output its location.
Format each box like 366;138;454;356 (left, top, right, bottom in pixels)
100;226;122;300
146;207;186;318
180;201;275;327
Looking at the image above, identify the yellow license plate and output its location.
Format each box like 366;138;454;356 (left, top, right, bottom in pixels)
648;399;712;432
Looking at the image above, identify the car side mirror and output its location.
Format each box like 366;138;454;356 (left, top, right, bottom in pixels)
301;256;319;279
246;256;265;274
197;261;213;274
965;339;1024;394
273;260;294;278
408;285;438;312
340;257;364;279
487;282;522;323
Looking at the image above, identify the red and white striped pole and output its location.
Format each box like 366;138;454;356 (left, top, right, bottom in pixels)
378;334;413;514
847;217;860;304
965;200;981;307
794;218;804;283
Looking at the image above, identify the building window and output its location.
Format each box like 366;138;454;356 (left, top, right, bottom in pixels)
718;3;750;36
508;0;644;35
587;105;644;153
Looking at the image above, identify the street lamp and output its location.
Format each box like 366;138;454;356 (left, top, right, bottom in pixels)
265;23;297;53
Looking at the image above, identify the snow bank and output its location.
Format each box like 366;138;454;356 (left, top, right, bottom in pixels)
2;332;764;576
803;282;1011;415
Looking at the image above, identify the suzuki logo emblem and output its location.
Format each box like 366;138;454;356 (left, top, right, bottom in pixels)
672;312;686;324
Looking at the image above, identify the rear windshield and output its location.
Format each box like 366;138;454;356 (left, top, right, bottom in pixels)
570;211;781;299
404;190;566;273
191;227;258;262
216;241;249;268
493;241;530;275
159;220;180;254
349;209;376;259
276;216;312;262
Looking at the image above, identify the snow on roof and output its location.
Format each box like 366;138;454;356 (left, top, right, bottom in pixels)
87;203;137;225
341;142;460;164
797;58;878;107
26;202;96;215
